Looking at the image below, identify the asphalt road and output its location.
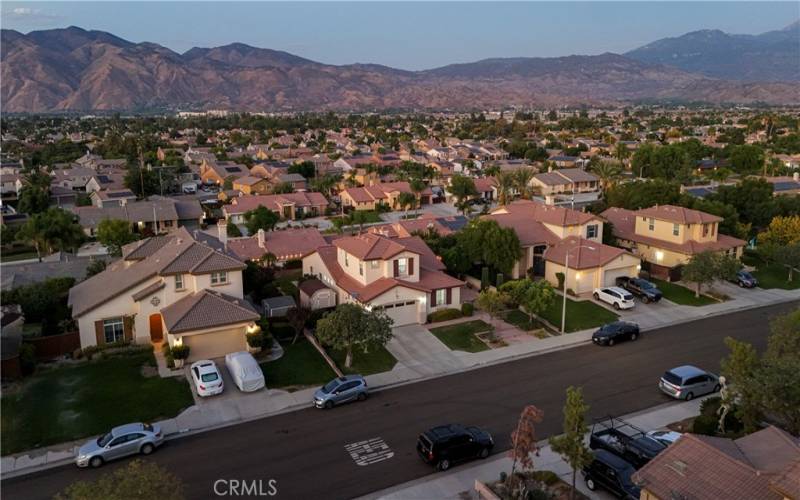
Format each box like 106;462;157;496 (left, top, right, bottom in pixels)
4;302;796;500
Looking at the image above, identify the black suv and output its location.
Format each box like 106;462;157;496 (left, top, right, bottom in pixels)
616;277;662;303
417;424;493;471
583;449;641;499
592;321;640;346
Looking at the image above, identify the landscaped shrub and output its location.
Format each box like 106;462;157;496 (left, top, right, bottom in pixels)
532;470;559;486
555;272;565;290
461;302;474;316
566;288;577;297
427;308;463;323
171;345;190;360
692;414;719;436
19;343;36;375
271;322;295;341
246;331;266;348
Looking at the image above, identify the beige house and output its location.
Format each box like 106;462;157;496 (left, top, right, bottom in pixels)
544;236;640;294
601;205;746;275
340;182;433;211
232;176;271;195
531;168;600;196
224;192;329;222
68;228;258;362
302;232;464;326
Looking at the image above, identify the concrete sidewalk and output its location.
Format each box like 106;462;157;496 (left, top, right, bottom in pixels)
360;398;706;500
3;287;796;479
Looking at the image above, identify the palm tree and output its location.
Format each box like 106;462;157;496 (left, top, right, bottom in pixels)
513;167;536;199
495;171;516;206
614;143;630;165
409;179;426;214
397;192;416;219
591;162;623;191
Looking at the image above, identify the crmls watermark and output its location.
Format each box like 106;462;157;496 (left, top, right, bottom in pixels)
213;479;278;497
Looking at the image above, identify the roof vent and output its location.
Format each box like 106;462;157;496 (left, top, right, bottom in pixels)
667;460;688;477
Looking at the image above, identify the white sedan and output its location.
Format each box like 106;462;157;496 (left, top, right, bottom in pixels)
190;360;224;397
593;286;635;310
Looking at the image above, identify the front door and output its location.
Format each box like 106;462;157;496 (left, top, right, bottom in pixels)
149;314;163;342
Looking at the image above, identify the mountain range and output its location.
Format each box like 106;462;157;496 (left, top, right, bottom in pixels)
2;25;798;113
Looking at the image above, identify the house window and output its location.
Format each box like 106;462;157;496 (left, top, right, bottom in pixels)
359;262;364;276
586;224;598;239
711;224;716;236
435;289;447;305
103;318;124;344
211;271;228;285
163;220;174;228
345;254;349;266
648;218;655;231
175;274;184;290
398;258;407;275
702;224;709;237
672;224;680;236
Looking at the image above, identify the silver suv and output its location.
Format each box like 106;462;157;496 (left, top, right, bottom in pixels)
313;375;368;409
659;365;720;401
76;422;164;468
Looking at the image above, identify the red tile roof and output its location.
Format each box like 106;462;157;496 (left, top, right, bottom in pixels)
490;199;599;226
636;204;723;224
544;236;632;269
225;192;328;215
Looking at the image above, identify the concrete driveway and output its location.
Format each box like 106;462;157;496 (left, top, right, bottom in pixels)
385;324;466;376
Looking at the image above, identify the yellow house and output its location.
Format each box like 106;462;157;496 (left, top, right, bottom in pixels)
601;205;746;275
544;236;640;294
232;176;270;195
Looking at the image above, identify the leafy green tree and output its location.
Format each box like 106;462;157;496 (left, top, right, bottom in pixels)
681;251;719;298
244;206;279;234
476;289;507;328
17;186;51;215
603;179;681;210
550;386;593;500
85;259;107;278
449;174;478;215
728;144;765;174
124;166;160;198
519;280;557;326
513;168;535;199
55;459;184;500
288;161;316;178
272;182;294;194
16;208;84;261
772;243;800;282
396;191;417;217
315;303;393;368
96;219;137;256
310;174;338;198
720;337;762;432
711;179;775;230
758;216;800;247
226;221;242;237
458;219;522;276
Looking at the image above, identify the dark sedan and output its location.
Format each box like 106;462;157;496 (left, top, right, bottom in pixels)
592;321;640;346
734;270;758;288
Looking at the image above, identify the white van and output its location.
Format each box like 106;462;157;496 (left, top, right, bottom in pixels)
224;351;265;392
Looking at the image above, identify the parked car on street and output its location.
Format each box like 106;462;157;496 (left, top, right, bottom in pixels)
590;416;666;469
645;430;683;447
615;277;663;303
76;423;163;468
592;321;640;346
224;351;265;392
582;449;641;499
313;375;368;409
659;365;720;401
733;270;758;288
593;287;635;310
417;424;494;471
190;360;224;397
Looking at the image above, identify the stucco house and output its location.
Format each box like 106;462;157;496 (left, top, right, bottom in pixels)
68;227;259;361
544;236;641;294
223;192;329;222
340;182;433;211
302;232;464;326
531;168;600;196
601;205;746;276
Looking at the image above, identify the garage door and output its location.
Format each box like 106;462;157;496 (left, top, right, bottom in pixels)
575;270;596;294
604;266;636;287
377;300;419;327
183;328;247;361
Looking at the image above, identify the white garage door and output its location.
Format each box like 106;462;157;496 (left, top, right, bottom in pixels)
575;270;596;294
604;266;636;287
378;300;419;327
183;328;247;361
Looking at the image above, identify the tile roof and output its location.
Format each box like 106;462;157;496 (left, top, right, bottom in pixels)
131;280;166;302
298;278;331;296
636;204;722;224
225;192;329;215
544;236;631;269
770;459;800;499
161;290;258;334
334;232;411;261
487;213;561;247
490;199;599;226
226;227;328;262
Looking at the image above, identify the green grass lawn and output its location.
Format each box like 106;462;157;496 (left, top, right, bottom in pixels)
329;345;397;376
651;279;717;306
260;340;336;390
501;310;544;331
1;351;192;456
0;251;39;263
540;297;618;333
428;320;492;352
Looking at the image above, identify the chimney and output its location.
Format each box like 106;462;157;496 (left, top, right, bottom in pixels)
257;229;266;248
548;166;553;173
217;219;227;248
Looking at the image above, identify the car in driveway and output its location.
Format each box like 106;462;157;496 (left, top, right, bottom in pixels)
659;365;720;401
190;360;224;397
417;424;494;471
582;449;641;500
225;351;265;392
616;277;663;303
733;270;758;288
592;321;640;346
593;287;635;310
313;375;368;409
76;423;163;468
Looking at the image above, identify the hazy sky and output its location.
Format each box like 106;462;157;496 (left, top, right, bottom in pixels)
2;2;798;70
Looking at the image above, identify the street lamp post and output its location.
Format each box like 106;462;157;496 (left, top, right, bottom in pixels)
560;244;596;334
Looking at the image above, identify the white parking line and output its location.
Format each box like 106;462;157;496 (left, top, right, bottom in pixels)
345;437;394;466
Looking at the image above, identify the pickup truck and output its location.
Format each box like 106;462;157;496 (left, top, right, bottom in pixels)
615;277;662;303
589;417;667;469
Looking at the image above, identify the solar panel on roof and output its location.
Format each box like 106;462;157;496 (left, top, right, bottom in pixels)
224;167;242;173
772;182;800;191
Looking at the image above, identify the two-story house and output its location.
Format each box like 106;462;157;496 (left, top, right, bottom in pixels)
531;168;600;196
601;205;746;277
301;232;464;326
200;159;249;186
68;228;258;361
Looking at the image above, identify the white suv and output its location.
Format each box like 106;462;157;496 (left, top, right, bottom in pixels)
190;360;224;397
593;287;635;310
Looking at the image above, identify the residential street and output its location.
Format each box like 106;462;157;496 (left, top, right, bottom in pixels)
3;301;795;500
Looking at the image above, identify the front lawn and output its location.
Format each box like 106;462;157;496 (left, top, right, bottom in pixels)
651;279;717;306
429;320;492;352
502;310;543;331
329;345;397;375
260;340;336;390
539;297;618;333
1;350;193;456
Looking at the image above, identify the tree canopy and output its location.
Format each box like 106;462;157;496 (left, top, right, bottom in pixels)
315;303;393;368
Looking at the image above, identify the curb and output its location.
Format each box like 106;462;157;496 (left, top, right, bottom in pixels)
3;296;797;480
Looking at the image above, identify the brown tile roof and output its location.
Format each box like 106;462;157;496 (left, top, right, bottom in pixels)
487;213;561;247
544;236;632;269
490;199;599;226
334;233;412;261
534;168;598;186
633;428;800;500
161;290;258;334
636;204;723;224
770;459;800;499
131;280;166;302
298;278;331;297
225;192;329;215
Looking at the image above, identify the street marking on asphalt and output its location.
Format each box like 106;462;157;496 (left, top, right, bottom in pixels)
345;437;394;466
